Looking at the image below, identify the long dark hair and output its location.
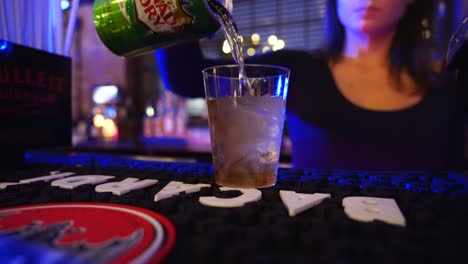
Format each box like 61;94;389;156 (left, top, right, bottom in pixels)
324;0;437;92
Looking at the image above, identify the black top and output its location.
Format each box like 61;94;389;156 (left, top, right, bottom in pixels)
157;43;456;171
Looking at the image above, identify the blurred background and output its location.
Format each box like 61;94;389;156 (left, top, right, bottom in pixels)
1;0;467;163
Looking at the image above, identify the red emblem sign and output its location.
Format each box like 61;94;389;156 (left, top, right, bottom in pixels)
0;203;176;264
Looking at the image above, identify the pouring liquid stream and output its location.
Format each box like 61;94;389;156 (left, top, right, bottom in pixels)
207;0;250;97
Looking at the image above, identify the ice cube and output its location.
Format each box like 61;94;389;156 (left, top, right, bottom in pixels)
257;149;278;164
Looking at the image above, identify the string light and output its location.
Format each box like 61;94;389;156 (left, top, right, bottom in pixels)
251;33;260;45
268;35;278;45
273;39;285;51
146;106;155;117
423;30;431;39
222;40;231;54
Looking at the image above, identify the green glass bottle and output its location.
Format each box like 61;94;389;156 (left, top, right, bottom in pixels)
93;0;232;57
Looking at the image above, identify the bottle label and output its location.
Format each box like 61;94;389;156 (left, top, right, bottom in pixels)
93;0;220;56
135;0;195;33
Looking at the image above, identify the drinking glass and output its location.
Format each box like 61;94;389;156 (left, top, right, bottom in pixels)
202;64;290;188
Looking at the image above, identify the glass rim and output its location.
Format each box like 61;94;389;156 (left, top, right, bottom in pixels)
202;64;290;79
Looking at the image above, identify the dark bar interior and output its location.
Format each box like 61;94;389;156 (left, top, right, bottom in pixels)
0;0;467;263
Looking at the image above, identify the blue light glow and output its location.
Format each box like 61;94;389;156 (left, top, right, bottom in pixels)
275;76;283;96
24;152;32;160
283;77;289;100
104;107;117;119
21;150;468;196
155;49;171;91
61;0;70;10
0;40;13;56
0;41;8;51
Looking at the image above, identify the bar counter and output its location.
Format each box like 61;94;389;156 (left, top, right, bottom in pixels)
1;150;467;263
